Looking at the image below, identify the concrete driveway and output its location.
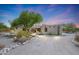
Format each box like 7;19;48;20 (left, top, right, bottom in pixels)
5;33;79;55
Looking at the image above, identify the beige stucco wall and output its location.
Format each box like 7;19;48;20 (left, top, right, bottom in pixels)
40;25;63;35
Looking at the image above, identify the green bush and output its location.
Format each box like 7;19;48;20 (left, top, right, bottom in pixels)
13;30;31;43
16;30;31;38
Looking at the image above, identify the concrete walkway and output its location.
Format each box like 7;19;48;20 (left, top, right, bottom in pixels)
5;33;79;55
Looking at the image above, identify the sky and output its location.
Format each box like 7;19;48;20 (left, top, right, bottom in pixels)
0;4;79;27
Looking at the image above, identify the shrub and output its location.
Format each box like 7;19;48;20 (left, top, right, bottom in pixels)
13;30;31;43
16;30;31;38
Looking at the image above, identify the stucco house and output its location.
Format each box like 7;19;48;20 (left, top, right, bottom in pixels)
13;22;63;35
31;23;63;35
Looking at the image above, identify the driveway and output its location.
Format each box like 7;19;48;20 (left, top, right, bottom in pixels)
5;33;79;55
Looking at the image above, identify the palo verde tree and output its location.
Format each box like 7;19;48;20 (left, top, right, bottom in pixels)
11;18;21;27
11;11;43;29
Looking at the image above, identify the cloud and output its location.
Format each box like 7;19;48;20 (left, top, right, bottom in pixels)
44;19;75;25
